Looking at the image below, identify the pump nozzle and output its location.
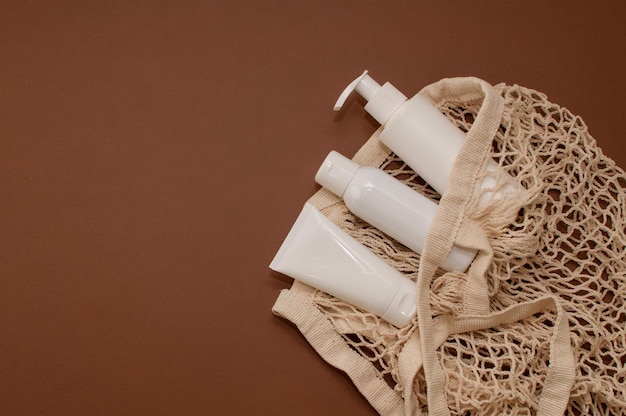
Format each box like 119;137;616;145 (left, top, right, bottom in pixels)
333;70;381;111
333;70;408;126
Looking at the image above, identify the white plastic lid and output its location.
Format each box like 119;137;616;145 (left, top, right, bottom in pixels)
315;151;359;197
382;277;417;328
334;70;408;126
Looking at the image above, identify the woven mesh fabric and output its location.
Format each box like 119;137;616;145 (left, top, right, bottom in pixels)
273;82;625;415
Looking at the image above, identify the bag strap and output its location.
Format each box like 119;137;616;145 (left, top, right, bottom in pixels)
272;281;405;415
403;78;575;416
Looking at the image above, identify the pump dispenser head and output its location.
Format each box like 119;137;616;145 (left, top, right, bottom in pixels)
334;70;408;126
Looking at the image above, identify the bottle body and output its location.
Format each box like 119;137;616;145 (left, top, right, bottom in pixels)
270;203;417;327
379;94;465;196
315;151;477;272
381;93;510;204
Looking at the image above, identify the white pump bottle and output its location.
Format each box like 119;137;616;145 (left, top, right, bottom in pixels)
334;71;518;205
316;150;477;272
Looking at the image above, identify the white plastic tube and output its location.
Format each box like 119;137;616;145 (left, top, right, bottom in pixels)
270;203;417;328
315;151;477;272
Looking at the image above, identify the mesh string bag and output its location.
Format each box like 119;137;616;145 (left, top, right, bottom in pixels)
271;77;625;415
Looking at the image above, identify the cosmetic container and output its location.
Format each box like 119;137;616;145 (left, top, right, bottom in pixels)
316;151;477;272
335;70;518;205
270;203;417;328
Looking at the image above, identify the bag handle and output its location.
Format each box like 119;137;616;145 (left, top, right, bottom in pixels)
402;78;575;416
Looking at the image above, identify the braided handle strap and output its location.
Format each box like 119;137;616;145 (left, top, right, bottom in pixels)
400;78;576;416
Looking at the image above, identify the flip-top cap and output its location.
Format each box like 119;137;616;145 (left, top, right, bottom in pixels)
315;151;359;197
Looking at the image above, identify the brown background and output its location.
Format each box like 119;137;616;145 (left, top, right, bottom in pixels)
1;1;624;415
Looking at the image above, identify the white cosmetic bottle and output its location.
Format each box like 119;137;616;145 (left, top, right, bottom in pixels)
334;71;518;205
315;151;477;272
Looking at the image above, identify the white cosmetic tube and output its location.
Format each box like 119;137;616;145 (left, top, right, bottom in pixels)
270;203;417;328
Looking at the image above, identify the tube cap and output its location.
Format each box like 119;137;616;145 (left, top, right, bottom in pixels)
382;277;417;328
315;151;359;197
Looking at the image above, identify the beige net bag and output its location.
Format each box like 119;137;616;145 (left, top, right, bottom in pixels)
272;77;626;415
